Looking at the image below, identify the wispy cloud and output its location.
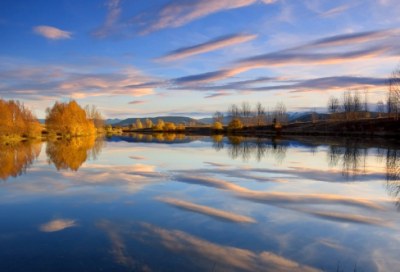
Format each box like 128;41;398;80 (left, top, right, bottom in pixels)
319;4;355;18
156;33;257;61
33;26;72;39
91;0;122;38
128;100;149;105
132;0;277;35
140;222;321;272
156;197;257;223
39;219;76;232
204;93;232;99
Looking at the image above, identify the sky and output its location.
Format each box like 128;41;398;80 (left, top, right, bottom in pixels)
0;0;400;119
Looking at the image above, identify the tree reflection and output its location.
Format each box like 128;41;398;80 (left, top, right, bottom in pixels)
385;149;400;210
0;140;42;181
213;136;287;163
46;136;105;171
326;139;367;179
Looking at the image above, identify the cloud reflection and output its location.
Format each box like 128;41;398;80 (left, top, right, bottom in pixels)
39;219;76;232
155;197;257;223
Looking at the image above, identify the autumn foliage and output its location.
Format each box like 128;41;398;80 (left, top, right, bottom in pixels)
45;100;96;136
0;99;42;138
211;122;223;130
46;136;104;171
227;119;243;130
0;140;42;181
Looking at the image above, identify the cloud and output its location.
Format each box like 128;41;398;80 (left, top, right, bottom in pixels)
33;26;72;39
295;208;396;228
204;93;232;99
128;100;148;105
156;197;257;223
318;4;354;18
204;162;231;167
39;219;76;232
91;0;122;38
132;0;277;35
174;175;386;211
140;222;321;272
129;156;148;160
0;57;156;100
155;28;400;87
156;33;258;61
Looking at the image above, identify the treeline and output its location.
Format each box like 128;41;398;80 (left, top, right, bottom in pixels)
0;99;42;138
125;118;185;132
211;101;288;130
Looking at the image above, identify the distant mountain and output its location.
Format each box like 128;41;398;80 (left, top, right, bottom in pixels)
106;118;123;125
291;112;380;122
115;116;208;126
38;119;45;124
199;116;232;124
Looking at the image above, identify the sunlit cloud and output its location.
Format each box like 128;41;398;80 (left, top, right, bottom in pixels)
39;219;76;232
156;197;257;223
0;57;156;100
129;156;148;160
156;33;258;61
204;93;232;99
33;26;72;40
132;0;277;35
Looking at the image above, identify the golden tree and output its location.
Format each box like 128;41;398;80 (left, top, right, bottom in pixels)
163;122;176;131
45;100;95;136
211;122;223;130
227;119;243;130
0;99;41;138
136;119;143;129
145;118;153;128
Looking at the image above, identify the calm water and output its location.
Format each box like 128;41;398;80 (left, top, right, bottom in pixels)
1;134;399;272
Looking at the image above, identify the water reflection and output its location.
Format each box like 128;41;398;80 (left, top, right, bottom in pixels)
46;136;105;171
0;140;42;181
326;139;368;179
212;136;288;163
385;149;400;210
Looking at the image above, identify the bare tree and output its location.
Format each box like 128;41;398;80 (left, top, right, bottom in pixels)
327;96;340;121
228;104;240;121
212;111;224;124
363;88;370;113
274;102;288;124
376;100;385;117
255;102;266;126
311;108;318;124
388;66;400;120
241;101;252;126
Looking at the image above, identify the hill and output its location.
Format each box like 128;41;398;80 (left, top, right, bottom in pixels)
115;116;208;126
292;112;380;122
105;118;123;125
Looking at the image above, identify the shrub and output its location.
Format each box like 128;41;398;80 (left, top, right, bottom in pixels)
211;122;223;130
105;124;112;132
227;119;243;130
152;123;163;131
176;124;185;131
163;122;176;131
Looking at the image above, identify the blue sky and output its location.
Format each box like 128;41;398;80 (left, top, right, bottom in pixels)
0;0;400;118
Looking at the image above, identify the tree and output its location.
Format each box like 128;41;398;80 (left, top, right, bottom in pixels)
84;105;104;130
105;124;112;132
387;66;400;120
376;100;385;117
212;111;224;124
227;119;243;130
136;119;143;129
158;119;165;127
176;124;185;131
211;122;223;130
327;96;341;121
241;101;252;126
311;108;318;124
145;118;153;128
274;102;288;124
255;102;266;126
163;122;176;131
0;99;42;137
228;104;240;120
45;100;95;136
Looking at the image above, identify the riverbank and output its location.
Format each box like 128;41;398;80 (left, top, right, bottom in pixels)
122;117;400;138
